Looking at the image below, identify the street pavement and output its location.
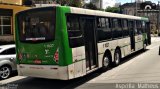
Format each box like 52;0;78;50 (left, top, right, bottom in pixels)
76;37;160;89
1;37;160;89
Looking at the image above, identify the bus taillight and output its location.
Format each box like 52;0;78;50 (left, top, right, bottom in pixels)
34;59;42;64
54;50;59;63
18;53;23;60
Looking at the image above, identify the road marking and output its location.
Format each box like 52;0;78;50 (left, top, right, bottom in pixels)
149;45;159;50
1;76;27;85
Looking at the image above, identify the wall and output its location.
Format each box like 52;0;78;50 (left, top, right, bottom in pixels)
0;0;22;5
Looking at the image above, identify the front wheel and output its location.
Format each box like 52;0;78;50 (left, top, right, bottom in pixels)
113;49;121;66
143;43;147;51
0;66;11;79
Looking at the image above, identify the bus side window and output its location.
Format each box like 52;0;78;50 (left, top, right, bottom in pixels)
112;18;122;38
67;16;81;37
101;18;106;28
133;21;137;36
97;18;101;28
128;20;135;35
136;21;142;35
118;19;123;38
105;18;112;39
106;18;111;28
66;14;84;48
97;17;112;42
112;18;118;38
122;19;129;37
142;21;146;33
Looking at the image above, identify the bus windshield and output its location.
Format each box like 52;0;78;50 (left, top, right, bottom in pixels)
17;7;55;42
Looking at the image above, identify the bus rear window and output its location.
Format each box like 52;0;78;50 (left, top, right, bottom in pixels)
17;7;55;42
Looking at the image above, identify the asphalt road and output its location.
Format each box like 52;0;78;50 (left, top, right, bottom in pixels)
1;37;160;89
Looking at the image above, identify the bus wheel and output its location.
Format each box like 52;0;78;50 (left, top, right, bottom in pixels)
143;43;147;51
102;55;110;71
113;49;121;66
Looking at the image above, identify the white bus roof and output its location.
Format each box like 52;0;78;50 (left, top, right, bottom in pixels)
70;7;148;21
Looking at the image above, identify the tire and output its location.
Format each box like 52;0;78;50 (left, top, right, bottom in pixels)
0;66;11;79
101;54;110;71
113;49;121;66
143;43;147;51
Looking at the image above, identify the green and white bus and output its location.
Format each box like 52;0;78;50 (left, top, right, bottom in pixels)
15;6;150;80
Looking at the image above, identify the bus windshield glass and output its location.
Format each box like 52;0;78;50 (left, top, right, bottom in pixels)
17;7;55;42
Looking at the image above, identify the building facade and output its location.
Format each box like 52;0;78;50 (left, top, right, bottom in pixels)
0;0;22;5
91;0;103;9
0;1;29;44
121;1;159;34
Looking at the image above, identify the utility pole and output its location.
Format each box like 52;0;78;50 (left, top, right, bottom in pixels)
100;0;102;9
135;0;137;16
158;1;160;36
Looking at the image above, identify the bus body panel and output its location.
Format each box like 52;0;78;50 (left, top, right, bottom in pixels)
17;64;69;80
135;35;143;51
71;47;86;77
67;60;86;79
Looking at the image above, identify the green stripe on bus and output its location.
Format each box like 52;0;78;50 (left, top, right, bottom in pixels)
57;6;73;66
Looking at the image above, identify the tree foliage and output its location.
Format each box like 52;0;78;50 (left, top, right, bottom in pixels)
56;0;82;7
84;2;98;10
105;7;121;13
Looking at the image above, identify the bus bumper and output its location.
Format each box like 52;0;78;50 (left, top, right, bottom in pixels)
17;64;69;80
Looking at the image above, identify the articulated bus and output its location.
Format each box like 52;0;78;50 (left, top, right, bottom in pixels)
0;4;30;43
15;6;150;80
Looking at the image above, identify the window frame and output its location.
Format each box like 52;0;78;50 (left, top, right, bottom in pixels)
0;16;12;35
0;47;16;55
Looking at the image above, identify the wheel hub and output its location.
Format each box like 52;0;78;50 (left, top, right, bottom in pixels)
0;67;10;79
103;57;109;67
115;53;119;64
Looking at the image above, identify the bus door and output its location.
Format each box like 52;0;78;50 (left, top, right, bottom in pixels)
80;17;98;71
129;21;135;51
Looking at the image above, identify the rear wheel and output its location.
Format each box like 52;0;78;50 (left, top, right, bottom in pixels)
143;43;147;51
113;49;121;66
0;66;11;79
101;54;110;71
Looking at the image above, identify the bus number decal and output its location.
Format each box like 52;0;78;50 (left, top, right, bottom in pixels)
103;43;109;48
45;49;49;54
137;36;141;41
44;44;54;48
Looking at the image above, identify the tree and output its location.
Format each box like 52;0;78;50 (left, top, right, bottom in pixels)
84;2;98;10
56;0;82;7
23;0;34;6
105;7;121;13
69;0;82;7
56;0;69;6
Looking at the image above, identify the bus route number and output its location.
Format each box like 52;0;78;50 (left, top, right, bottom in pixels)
103;43;109;48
